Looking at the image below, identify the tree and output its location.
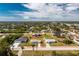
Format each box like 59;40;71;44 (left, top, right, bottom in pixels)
0;33;22;56
63;39;73;44
31;44;35;51
0;40;13;56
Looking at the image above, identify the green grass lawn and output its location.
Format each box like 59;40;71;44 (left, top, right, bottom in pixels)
22;50;79;56
12;50;18;56
22;33;78;46
50;42;65;46
50;41;78;46
20;42;32;46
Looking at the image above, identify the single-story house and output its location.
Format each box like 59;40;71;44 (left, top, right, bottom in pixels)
14;37;27;43
11;37;27;49
67;32;76;36
32;33;42;37
12;43;20;48
45;39;56;43
30;40;41;45
53;31;62;37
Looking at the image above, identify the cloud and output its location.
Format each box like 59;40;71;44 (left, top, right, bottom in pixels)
21;3;79;21
0;3;79;21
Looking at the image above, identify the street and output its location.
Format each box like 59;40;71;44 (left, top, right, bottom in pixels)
23;46;79;50
13;46;79;51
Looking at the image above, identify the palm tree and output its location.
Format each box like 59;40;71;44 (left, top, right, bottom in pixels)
31;44;35;51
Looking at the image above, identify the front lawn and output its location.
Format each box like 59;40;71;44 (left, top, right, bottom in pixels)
22;50;79;56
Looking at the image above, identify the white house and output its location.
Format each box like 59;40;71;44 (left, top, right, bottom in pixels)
45;39;56;43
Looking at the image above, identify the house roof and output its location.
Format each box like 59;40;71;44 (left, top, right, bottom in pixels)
15;37;27;42
45;39;56;42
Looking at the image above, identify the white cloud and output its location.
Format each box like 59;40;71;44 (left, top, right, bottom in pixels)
21;3;79;21
22;3;64;17
23;3;45;10
65;4;79;12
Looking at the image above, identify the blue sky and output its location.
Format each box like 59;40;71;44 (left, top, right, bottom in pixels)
0;3;79;21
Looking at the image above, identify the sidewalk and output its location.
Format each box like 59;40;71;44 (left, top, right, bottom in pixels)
18;47;22;56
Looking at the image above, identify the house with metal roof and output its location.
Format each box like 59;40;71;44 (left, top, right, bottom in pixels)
45;39;56;43
11;37;27;49
14;37;27;43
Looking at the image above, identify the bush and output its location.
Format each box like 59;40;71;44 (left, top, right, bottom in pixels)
50;42;65;46
63;39;74;44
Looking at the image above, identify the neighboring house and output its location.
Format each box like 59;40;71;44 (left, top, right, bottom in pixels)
41;30;49;33
74;35;79;41
11;37;27;49
65;24;71;27
32;33;42;37
14;37;27;43
30;40;41;45
53;31;62;37
41;30;46;34
45;39;56;44
67;31;76;40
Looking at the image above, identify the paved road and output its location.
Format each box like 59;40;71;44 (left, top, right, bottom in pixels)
23;46;79;50
13;46;79;51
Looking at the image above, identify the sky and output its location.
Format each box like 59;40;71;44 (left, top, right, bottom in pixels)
0;3;79;21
